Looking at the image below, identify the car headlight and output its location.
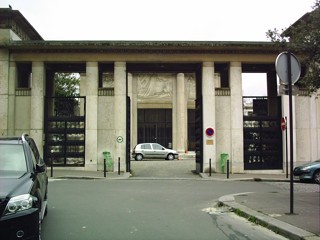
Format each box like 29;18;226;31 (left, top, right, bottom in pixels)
301;166;312;171
4;194;36;216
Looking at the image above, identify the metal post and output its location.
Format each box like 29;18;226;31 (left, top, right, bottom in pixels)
287;52;294;214
50;150;53;178
104;159;106;178
227;160;230;179
118;157;120;175
285;116;288;179
209;158;212;176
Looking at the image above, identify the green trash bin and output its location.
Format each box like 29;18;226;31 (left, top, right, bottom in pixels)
220;153;229;173
103;151;113;171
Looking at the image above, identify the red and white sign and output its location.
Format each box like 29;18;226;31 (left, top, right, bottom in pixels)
281;117;286;131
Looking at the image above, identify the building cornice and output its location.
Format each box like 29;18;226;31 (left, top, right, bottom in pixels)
1;40;281;55
0;8;43;40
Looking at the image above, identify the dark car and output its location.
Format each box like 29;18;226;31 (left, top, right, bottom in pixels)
293;160;320;183
0;134;48;240
132;143;179;161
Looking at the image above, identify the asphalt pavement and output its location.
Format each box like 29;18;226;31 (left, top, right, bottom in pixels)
49;158;320;240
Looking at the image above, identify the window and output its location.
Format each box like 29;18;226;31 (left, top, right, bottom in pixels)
152;143;163;150
17;63;32;88
141;144;152;150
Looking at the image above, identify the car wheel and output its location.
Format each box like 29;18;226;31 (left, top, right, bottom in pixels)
313;170;320;184
135;154;143;161
167;153;174;160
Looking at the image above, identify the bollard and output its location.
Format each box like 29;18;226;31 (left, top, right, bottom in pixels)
104;159;106;178
118;157;120;175
209;158;212;176
226;160;229;178
51;157;53;178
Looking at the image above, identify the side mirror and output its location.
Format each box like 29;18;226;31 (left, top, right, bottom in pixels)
36;163;46;173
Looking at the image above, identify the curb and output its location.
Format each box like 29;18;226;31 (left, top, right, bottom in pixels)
218;194;320;240
199;173;291;182
49;172;131;180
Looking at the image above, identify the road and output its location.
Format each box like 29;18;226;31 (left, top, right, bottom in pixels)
41;179;289;240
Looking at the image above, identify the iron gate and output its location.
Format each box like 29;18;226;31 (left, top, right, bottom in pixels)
195;97;203;173
44;97;86;167
243;97;282;170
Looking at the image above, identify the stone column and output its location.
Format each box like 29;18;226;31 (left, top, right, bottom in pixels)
230;62;244;173
176;73;186;153
202;62;216;172
85;62;98;170
0;49;9;136
172;74;177;150
130;73;138;149
30;61;45;153
8;61;16;136
114;62;127;172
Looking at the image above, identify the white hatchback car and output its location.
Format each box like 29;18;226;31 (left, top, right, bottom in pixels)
132;143;179;161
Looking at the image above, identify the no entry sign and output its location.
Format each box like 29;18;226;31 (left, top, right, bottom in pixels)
281;117;286;131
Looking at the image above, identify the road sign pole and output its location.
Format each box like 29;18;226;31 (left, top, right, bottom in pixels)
287;52;294;214
285;116;288;179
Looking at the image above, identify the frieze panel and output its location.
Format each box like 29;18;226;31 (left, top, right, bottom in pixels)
137;73;174;101
186;73;196;100
102;72;114;88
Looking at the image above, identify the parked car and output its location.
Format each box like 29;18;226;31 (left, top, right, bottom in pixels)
293;160;320;183
132;143;179;161
0;134;48;240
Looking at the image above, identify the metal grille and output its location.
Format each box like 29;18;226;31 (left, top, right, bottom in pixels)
195;97;203;172
243;97;282;170
44;97;86;167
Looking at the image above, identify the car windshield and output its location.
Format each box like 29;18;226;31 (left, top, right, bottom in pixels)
0;145;27;172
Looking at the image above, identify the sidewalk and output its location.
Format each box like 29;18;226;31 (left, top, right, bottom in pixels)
48;169;320;239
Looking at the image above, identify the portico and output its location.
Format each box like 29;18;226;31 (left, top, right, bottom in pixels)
1;8;319;175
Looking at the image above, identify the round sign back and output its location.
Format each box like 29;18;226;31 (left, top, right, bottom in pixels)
275;52;301;85
281;117;286;131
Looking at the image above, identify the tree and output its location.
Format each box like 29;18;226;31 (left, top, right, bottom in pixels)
266;0;320;93
54;72;80;97
54;73;80;116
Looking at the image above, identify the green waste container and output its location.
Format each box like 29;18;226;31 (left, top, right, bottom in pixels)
103;151;113;171
220;153;229;173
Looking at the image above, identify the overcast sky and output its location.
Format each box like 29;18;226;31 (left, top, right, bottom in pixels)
1;0;314;96
1;0;316;41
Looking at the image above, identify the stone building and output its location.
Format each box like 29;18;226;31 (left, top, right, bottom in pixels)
1;8;319;174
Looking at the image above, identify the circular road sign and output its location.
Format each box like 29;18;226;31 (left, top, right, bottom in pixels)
275;52;301;85
205;128;214;137
116;136;123;143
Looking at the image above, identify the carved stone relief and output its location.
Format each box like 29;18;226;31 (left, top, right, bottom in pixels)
137;73;174;101
102;72;114;88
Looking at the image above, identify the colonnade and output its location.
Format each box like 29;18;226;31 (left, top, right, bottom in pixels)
0;59;244;173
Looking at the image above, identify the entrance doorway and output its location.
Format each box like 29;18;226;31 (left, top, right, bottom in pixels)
138;109;172;148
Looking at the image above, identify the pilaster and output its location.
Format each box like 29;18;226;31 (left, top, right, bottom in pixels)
176;73;186;153
230;62;244;173
0;49;9;136
114;62;127;172
8;61;16;136
31;61;45;153
129;73;138;149
202;62;216;172
85;62;98;170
